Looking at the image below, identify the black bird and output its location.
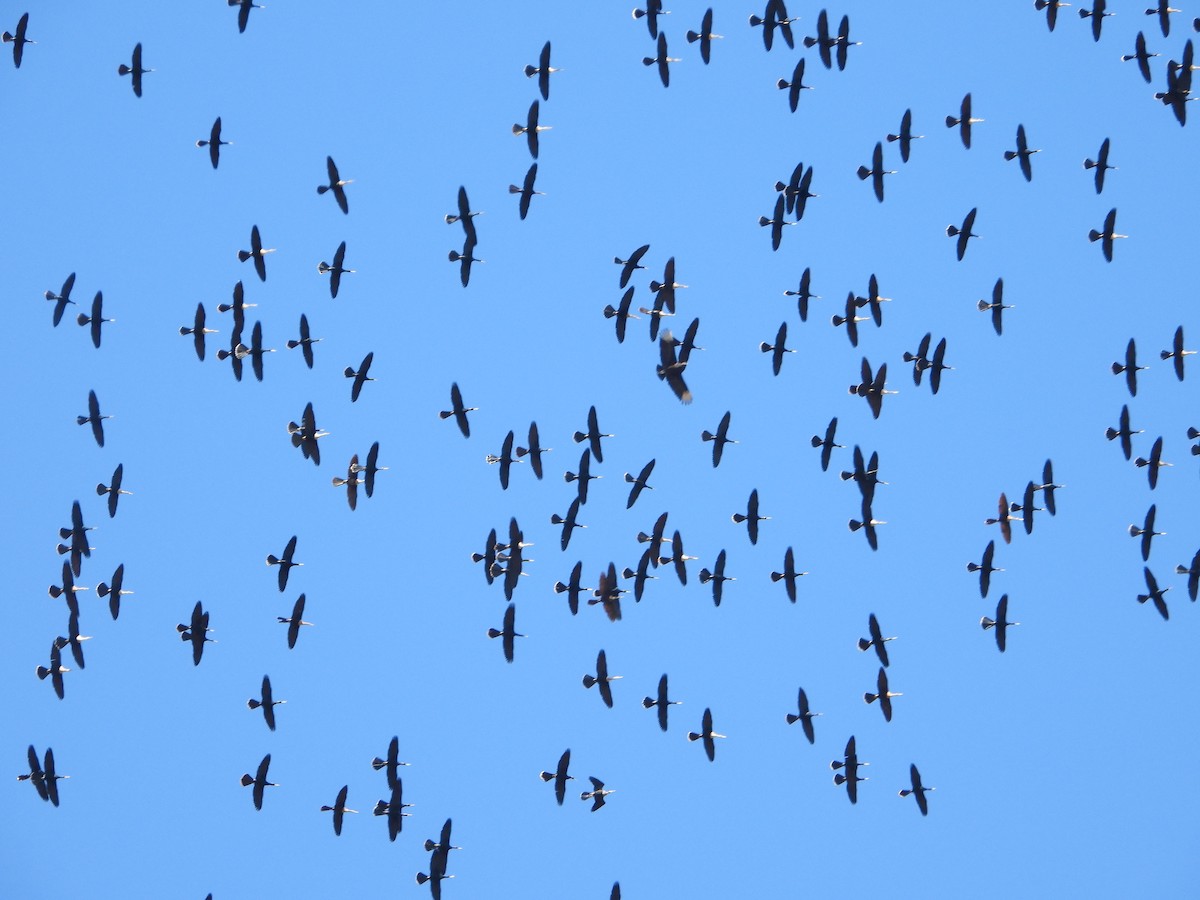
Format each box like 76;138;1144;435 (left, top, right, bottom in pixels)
554;561;590;616
551;497;586;551
857;613;896;667
472;528;501;586
633;0;668;39
752;0;797;51
856;273;890;328
217;279;255;334
589;561;625;621
886;108;923;163
638;510;670;566
539;749;573;805
286;313;320;369
774;161;805;216
777;57;811;112
831;735;867;803
439;383;476;438
34;749;66;805
487;603;523;663
904;332;933;386
838;445;884;503
196;117;230;169
445;185;480;243
118;43;151;97
615;244;650;289
583;649;622;708
318;241;354;299
180;303;218;361
642;31;679;88
864;666;902;722
1160;325;1194;380
176;601;213;666
900;764;933;816
760;321;794;375
417;819;459;899
219;325;246;379
237;224;274;282
18;745;50;803
45;272;77;327
1032;459;1064;516
580;777;614;812
229;319;274;383
266;535;302;592
36;641;69;699
331;454;362;511
1106;404;1142;460
622;548;658;602
240;754;276;811
978;277;1011;335
77;291;113;349
509;163;543;220
849;357;895;419
702;412;736;468
574;406;613;463
642;673;681;732
604;287;640;344
55;610;91;670
946;208;979;261
849;498;886;551
1130;504;1164;561
321;785;357;836
1035;0;1071;31
1004;124;1040;182
981;594;1019;650
247;674;285;731
758;194;794;250
486;430;521;490
1146;4;1179;37
57;500;93;578
48;560;87;609
1137;567;1170;620
657;330;693;404
1089;208;1126;262
288;402;327;465
524;40;559;101
2;13;33;67
344;351;374;402
624;459;656;508
1134;436;1171;489
497;518;533;602
1155;40;1195;125
649;256;687;313
371;736;411;790
97;563;133;621
373;780;412;841
785;688;820;743
1123;32;1159;82
317;156;352;214
945;93;984;148
803;8;836;67
928;338;952;394
277;593;313;649
1083;138;1115;193
732;489;769;545
968;541;1002;598
95;463;130;518
686;8;722;64
513;100;551;158
1175;549;1200;601
687;707;725;762
782;165;818;221
1079;0;1112;42
856;141;894;203
985;492;1016;545
516;422;550;480
833;14;861;71
77;389;109;448
447;236;483;285
1112;338;1145;397
771;546;808;602
811;417;841;472
699;549;734;606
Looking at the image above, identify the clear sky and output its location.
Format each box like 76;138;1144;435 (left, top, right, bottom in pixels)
6;2;1200;897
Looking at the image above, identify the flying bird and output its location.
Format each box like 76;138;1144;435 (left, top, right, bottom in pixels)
509;163;543;220
196;117;230;169
554;561;590;616
1175;549;1200;601
77;389;109;448
373;780;413;841
802;8;837;66
277;593;313;649
45;272;77;327
487;603;524;663
981;594;1019;650
589;562;625;621
785;688;820;744
512;100;551;158
266;535;302;592
985;492;1015;544
649;256;687;313
1134;435;1171;489
76;291;113;349
524;40;560;100
946;208;979;260
318;241;354;299
573;406;613;462
445;185;481;243
699;549;735;606
886;108;923;163
580;777;614;812
1112;338;1146;397
657;330;693;404
48;560;87;609
848;357;895;419
118;43;151;97
622;550;658;603
624;458;656;508
1130;504;1164;562
485;430;521;490
288;402;327;465
633;0;668;39
331;454;362;510
1160;325;1194;381
371;736;412;790
1088;208;1126;261
320;785;357;836
811;417;841;471
285;313;320;369
36;641;69;699
1083;138;1116;193
228;0;264;33
1035;0;1071;31
1137;567;1171;620
686;707;725;762
1003;124;1040;181
977;277;1012;335
604;287;640;343
967;541;1003;598
551;497;586;551
686;8;722;64
864;666;902;721
2;13;33;67
539;749;573;805
1079;0;1112;42
776;57;811;112
1122;32;1159;82
1106;404;1142;460
701;412;737;468
247;674;285;731
758;194;794;250
96;463;131;518
439;383;475;438
176;601;213;666
732;489;768;545
237;225;275;282
857;613;896;667
642;31;679;88
180;303;218;360
54;610;90;670
760;321;794;375
899;764;934;816
344;351;374;402
945;93;984;148
849;498;887;551
582;649;622;708
856;141;895;203
615;244;650;289
317;156;353;214
417;819;459;899
831;735;867;803
642;673;681;732
771;547;808;602
449;236;483;287
97;563;133;621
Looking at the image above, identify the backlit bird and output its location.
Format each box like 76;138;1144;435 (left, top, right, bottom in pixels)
687;707;725;761
247;674;285;731
785;687;820;743
320;785;358;836
317;156;352;214
981;594;1019;650
266;535;302;592
277;593;313;649
196;117;231;169
118;43;152;97
899;764;934;816
582;649;622;708
240;754;276;811
945;92;984;148
642;673;681;731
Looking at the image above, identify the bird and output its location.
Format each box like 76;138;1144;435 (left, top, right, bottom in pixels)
771;547;808;602
624;458;656;508
176;601;213;666
1122;32;1159;82
614;244;650;289
701;412;737;468
1035;0;1072;31
180;303;218;361
657;330;693;404
573;406;613;463
219;327;246;381
1003;124;1040;181
732;489;768;545
831;735;868;803
785;688;820;744
1032;459;1064;516
57;500;93;578
967;541;1003;598
95;463;131;518
760;321;794;375
496;517;533;602
1106;404;1142;460
1175;549;1200;601
371;736;412;790
758;194;794;251
118;43;151;97
539;749;573;805
36;641;69;700
524;40;559;100
946;208;979;260
439;383;476;438
373;779;413;842
622;549;659;603
285;313;320;369
904;333;933;386
832;14;862;71
1130;504;1164;562
1011;482;1043;535
642;673;682;732
445;185;481;243
509;163;543;220
217;279;255;334
1137;567;1171;620
228;319;274;383
637;510;670;566
512;100;551;158
686;8;722;64
515;422;550;480
604;288;640;344
287;402;328;465
848;357;895;419
856;141;895;203
840;446;886;506
239;754;276;811
802;7;837;66
977;278;1012;335
18;745;51;803
1079;0;1112;42
485;430;521;490
1112;338;1146;397
633;0;669;39
54;610;91;670
1089;208;1126;262
2;13;33;68
277;593;313;649
417;819;459;899
487;603;523;663
857;613;896;667
1134;436;1171;489
77;389;110;448
1160;325;1195;381
1146;4;1180;38
580;777;614;812
928;338;952;394
317;156;352;214
554;561;590;616
344;351;374;403
687;707;725;762
981;594;1019;650
247;674;285;731
266;536;302;592
44;272;77;327
776;164;818;220
318;241;354;299
1083;137;1116;193
48;560;87;609
985;492;1015;545
899;764;934;816
811;417;842;472
97;563;133;621
583;649;622;708
237;225;275;282
331;454;362;511
589;562;625;621
945;93;984;148
864;666;902;721
698;549;735;606
886;108;923;163
76;291;113;349
196;117;230;169
1154;40;1195;125
551;497;586;551
659;530;698;586
849;498;887;551
642;31;679;88
649;256;687;313
776;57;811;112
320;785;357;836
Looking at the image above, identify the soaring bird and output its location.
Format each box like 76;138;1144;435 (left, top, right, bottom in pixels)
642;31;679;87
266;536;302;592
288;402;328;465
371;736;412;790
512;100;551;158
247;674;285;731
1032;459;1064;516
54;610;90;670
574;406;613;463
1112;338;1146;397
858;613;896;667
225;319;274;383
318;241;354;299
967;541;1003;598
1083;137;1116;193
180;303;218;360
649;256;687;313
48;560;87;609
699;549;735;606
1146;4;1180;37
45;272;77;327
615;244;650;289
849;498;887;551
985;492;1016;544
886;108;923;163
1035;0;1071;32
732;489;768;545
196;117;230;169
758;194;794;251
776;57;811;112
863;666;902;721
978;277;1012;335
77;291;113;349
659;530;697;586
320;785;357;836
785;687;820;743
831;735;867;803
97;563;133;621
945;93;984;148
1155;40;1195;125
18;745;51;803
217;279;255;334
36;641;69;699
57;500;93;578
1160;325;1195;381
332;455;362;511
856;141;894;203
317;156;353;214
277;593;313;649
554;561;590;616
439;383;476;438
373;780;412;841
775;164;817;220
583;649;622;708
2;13;33;67
344;351;374;402
642;673;681;732
687;707;725;762
1079;0;1112;42
760;322;794;375
239;754;276;811
228;0;264;33
702;412;737;468
1134;435;1171;489
580;777;614;812
1175;549;1200;601
118;43;151;97
832;14;862;71
487;603;524;663
849;358;895;419
624;458;656;508
95;463;131;518
539;749;573;805
286;313;320;369
417;819;459;899
1130;504;1164;562
1089;208;1126;262
657;330;693;404
622;549;659;603
811;417;842;471
524;40;559;100
946;208;979;260
604;287;640;344
76;389;110;448
589;562;625;621
904;333;933;386
899;764;934;816
1137;567;1171;620
485;430;521;490
1106;404;1142;460
686;8;722;64
1003;124;1040;181
1122;32;1159;82
237;225;275;282
176;601;213;666
802;7;836;66
551;497;586;551
445;185;481;243
981;594;1019;650
509;163;543;220
633;0;668;39
771;546;808;602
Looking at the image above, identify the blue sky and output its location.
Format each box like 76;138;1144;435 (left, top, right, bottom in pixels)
6;2;1200;897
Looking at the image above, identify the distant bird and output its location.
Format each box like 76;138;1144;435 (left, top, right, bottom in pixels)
439;383;475;438
277;593;313;649
573;405;613;463
590;561;625;621
1079;0;1112;42
1112;338;1146;397
649;256;687;313
417;819;459;899
981;594;1019;651
1175;549;1200;601
77;291;113;349
886;108;923;163
56;501;93;578
904;332;933;386
946;208;979;260
1004;124;1040;181
831;735;867;803
176;601;213;666
583;649;622;708
226;319;274;383
840;446;886;508
642;31;679;87
638;510;670;564
657;330;693;404
968;541;1002;598
686;8;722;64
701;412;736;468
633;0;668;39
760;321;794;375
732;489;768;545
785;687;820;743
77;389;109;448
1032;458;1064;516
770;546;808;602
1083;137;1116;193
317;156;352;214
1010;480;1043;535
659;529;698;587
615;244;650;289
332;454;362;511
1134;435;1171;489
1146;4;1180;37
54;610;90;670
985;491;1015;544
48;560;87;609
927;338;952;394
373;779;412;841
899;764;933;816
624;458;656;508
802;8;836;66
97;563;133;621
512;100;551;158
849;357;895;419
1130;504;1164;562
371;736;411;790
1137;567;1170;620
320;785;357;836
551;497;585;551
196;117;230;169
45;272;77;327
758;194;795;250
240;754;275;811
750;0;795;52
1089;207;1126;261
318;241;354;299
945;93;984;148
288;402;327;465
864;666;902;721
118;43;151;97
1106;404;1142;460
604;288;640;344
95;463;131;518
857;613;896;667
485;430;521;490
849;498;886;551
856;141;895;203
539;749;573;805
698;549;734;606
2;13;33;67
1035;0;1071;31
18;745;58;804
687;707;725;762
247;674;285;731
977;277;1011;335
509;163;543;220
217;279;255;335
580;777;614;812
524;40;559;100
266;535;302;592
497;518;533;602
445;185;481;243
285;313;320;369
1155;40;1195;125
777;164;818;222
642;673;681;732
1122;32;1159;82
832;14;862;71
237;225;275;282
36;641;69;699
515;422;550;480
1160;325;1194;380
487;603;523;663
343;351;374;403
228;0;264;33
180;303;218;361
811;417;842;472
554;561;590;616
776;57;811;112
622;550;658;602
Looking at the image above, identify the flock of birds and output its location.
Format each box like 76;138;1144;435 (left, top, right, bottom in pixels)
14;3;1200;897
